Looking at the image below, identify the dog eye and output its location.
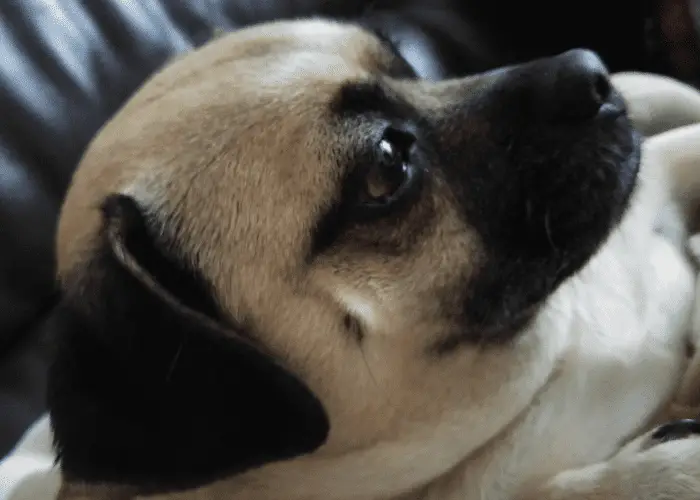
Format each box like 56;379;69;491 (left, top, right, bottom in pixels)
362;139;407;201
355;130;422;215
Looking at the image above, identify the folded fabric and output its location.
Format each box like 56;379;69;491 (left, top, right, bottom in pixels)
0;415;59;500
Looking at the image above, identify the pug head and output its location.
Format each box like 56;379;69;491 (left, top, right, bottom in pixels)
50;19;640;499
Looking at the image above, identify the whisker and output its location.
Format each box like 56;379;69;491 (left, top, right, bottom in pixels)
544;209;558;252
166;335;187;382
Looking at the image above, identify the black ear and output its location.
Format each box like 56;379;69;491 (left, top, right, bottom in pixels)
47;194;329;493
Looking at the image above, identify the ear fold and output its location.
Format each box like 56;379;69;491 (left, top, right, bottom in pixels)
48;194;329;493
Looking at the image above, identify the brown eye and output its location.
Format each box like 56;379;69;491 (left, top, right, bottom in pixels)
354;128;423;221
362;139;409;203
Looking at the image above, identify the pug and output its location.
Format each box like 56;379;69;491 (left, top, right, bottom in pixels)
47;18;700;500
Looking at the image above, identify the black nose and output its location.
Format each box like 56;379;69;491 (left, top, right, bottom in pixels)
538;49;613;122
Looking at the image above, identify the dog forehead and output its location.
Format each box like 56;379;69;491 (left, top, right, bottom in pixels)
216;18;384;64
125;19;385;104
56;19;380;281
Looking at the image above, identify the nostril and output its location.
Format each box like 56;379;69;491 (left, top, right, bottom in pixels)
550;50;612;122
513;49;617;123
592;72;611;105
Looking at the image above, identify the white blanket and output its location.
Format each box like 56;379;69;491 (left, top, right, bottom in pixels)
0;415;60;500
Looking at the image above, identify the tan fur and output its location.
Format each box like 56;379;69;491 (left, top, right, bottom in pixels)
55;19;700;500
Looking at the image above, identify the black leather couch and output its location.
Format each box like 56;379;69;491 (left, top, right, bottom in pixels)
1;0;697;459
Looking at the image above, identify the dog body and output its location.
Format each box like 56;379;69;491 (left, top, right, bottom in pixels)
47;19;700;500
